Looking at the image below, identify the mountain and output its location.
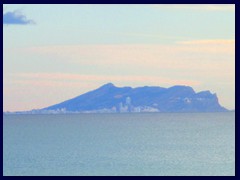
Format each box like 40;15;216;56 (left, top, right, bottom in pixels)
41;83;228;113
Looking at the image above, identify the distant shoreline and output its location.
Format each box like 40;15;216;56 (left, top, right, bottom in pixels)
3;111;234;115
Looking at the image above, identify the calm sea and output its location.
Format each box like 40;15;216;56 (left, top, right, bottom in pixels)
3;112;235;176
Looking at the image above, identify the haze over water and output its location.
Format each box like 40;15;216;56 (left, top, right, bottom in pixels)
3;112;235;176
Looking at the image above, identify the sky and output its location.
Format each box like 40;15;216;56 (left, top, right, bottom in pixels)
3;4;235;111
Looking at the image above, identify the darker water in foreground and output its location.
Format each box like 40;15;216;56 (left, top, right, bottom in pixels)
3;112;235;176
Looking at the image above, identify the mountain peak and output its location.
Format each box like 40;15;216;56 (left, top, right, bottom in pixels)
101;82;115;88
168;85;195;94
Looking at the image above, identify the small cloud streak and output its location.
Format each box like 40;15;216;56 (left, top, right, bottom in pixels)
153;4;234;11
3;10;35;25
11;73;201;87
177;39;235;45
24;42;234;70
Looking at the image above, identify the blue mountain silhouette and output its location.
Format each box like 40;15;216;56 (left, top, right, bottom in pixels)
43;83;228;112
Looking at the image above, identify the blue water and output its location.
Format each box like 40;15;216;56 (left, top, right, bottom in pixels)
3;112;235;176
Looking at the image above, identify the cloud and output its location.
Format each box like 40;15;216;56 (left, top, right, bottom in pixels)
24;42;234;70
177;39;235;45
3;10;35;25
175;39;235;55
11;73;201;87
121;32;187;40
152;4;235;11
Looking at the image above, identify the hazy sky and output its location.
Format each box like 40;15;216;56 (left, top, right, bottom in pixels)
3;4;235;111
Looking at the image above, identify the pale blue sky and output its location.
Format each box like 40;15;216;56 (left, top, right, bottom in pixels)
3;4;235;111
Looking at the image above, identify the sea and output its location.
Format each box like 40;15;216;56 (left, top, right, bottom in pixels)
3;112;235;176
